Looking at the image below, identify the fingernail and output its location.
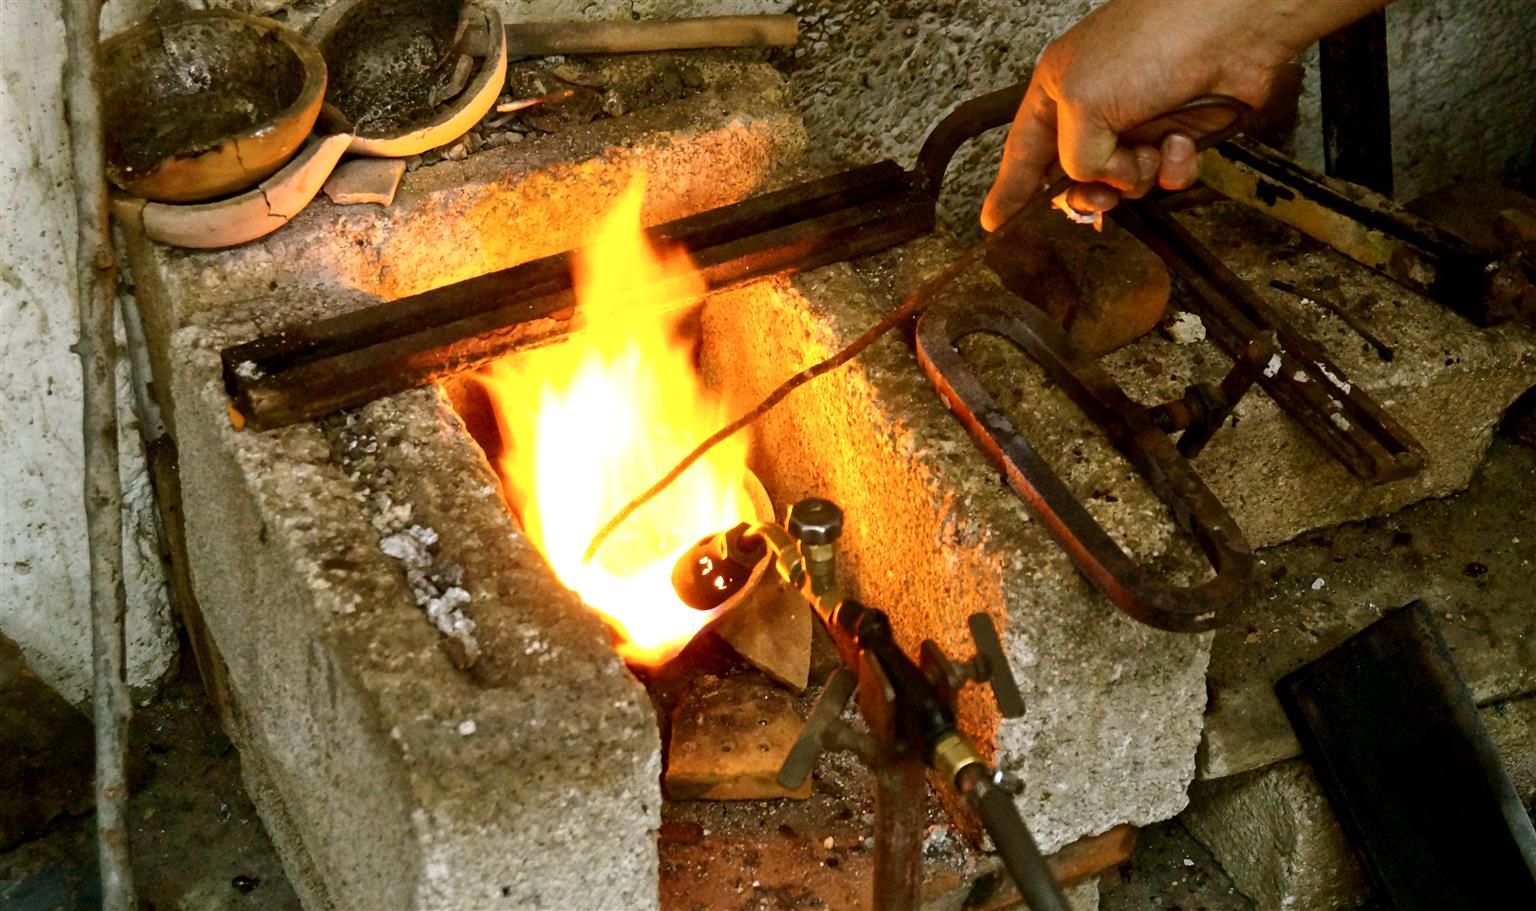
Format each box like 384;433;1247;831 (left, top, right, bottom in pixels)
1167;133;1195;163
1136;152;1157;183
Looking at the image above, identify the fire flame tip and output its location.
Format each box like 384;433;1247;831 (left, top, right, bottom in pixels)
469;177;754;669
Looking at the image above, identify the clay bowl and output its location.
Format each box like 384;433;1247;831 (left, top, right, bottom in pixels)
102;9;327;203
311;0;507;157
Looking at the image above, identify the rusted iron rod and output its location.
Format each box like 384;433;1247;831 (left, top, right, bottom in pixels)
1200;139;1505;325
1113;200;1424;484
224;163;933;430
63;1;135;908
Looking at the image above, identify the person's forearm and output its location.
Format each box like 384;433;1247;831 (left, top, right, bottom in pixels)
1231;0;1394;62
981;0;1397;228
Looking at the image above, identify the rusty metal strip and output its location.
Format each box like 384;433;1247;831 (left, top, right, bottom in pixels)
224;175;936;429
915;299;1253;633
1114;201;1425;484
220;82;1030;431
1199;139;1506;325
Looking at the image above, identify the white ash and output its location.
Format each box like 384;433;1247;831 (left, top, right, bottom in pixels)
1167;311;1207;344
1292;370;1309;383
457;719;477;737
1315;361;1353;394
1262;354;1282;378
333;423;481;664
1312;577;1326;590
922;823;957;857
234;360;264;380
1330;412;1353;431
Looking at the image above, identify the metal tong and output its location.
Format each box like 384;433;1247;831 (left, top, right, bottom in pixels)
916;97;1258;632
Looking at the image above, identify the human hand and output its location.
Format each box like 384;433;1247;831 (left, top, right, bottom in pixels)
980;0;1387;231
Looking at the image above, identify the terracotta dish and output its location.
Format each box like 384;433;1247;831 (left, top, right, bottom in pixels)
121;132;353;250
311;0;507;158
101;9;327;203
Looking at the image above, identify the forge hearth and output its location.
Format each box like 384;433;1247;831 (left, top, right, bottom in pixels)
115;52;1536;911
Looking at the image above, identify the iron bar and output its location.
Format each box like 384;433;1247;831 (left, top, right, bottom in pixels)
1320;9;1394;195
224;165;935;430
1114;201;1425;484
1200;139;1506;325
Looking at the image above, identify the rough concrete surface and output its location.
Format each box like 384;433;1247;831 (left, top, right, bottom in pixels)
1292;0;1536;199
1201;436;1536;780
167;326;665;909
0;0;174;704
1183;760;1373;911
136;57;801;323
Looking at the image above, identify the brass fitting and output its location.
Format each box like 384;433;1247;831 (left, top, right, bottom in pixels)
801;541;838;598
754;523;804;589
930;732;987;789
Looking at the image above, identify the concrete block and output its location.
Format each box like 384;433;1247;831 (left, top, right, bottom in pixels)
1187;698;1536;911
1201;437;1536;779
129;57;804;333
117;58;806;910
1183;761;1371;911
169;334;664;909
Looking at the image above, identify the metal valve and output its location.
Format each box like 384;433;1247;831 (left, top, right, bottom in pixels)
775;667;871;789
787;498;843;544
787;498;843;598
919;613;1026;719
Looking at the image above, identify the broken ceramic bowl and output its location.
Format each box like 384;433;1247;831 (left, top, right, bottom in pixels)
102;9;327;203
117;131;352;250
310;0;507;158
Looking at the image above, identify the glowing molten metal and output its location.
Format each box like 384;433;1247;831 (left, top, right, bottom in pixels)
474;181;756;666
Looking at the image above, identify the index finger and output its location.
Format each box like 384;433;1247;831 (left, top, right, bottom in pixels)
981;81;1059;232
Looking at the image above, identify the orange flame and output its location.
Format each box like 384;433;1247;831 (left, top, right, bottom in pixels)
473;179;756;665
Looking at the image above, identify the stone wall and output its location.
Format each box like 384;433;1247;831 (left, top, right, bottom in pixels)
0;1;173;703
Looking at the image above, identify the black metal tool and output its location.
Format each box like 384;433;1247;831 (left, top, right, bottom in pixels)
673;497;1067;911
1277;602;1536;910
1198;138;1530;326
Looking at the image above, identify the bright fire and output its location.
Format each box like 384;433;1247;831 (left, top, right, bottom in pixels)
473;180;757;665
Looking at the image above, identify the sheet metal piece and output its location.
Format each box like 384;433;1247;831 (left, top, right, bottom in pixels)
1114;200;1425;484
1277;602;1536;910
914;298;1253;633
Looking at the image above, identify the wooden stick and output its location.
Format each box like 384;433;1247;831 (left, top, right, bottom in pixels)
505;14;798;57
63;2;135;908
